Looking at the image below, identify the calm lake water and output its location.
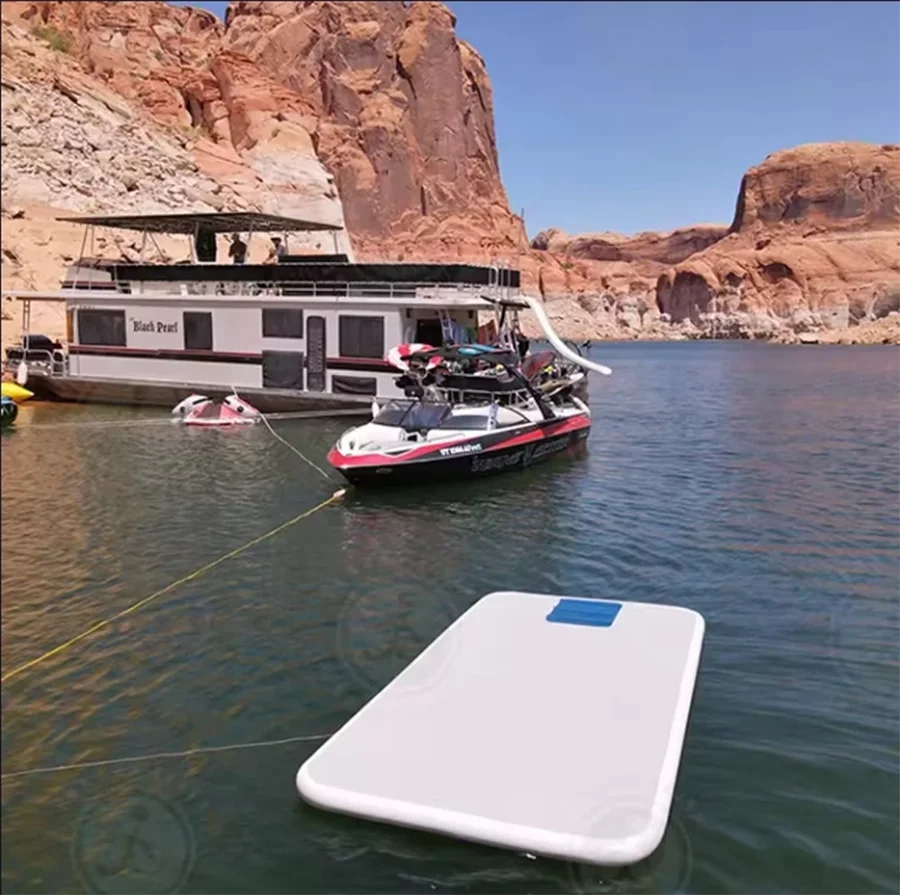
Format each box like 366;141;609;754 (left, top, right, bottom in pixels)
2;342;898;895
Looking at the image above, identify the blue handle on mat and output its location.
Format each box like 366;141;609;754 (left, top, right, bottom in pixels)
546;599;621;628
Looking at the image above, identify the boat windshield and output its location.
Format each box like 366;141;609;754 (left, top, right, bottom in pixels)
373;400;452;431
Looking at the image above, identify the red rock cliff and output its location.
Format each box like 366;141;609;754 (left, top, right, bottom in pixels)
7;0;523;262
531;225;728;265
225;1;521;257
657;143;900;334
729;142;899;233
506;143;899;341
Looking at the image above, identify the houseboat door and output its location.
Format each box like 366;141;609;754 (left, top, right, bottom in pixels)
306;316;326;391
414;317;443;346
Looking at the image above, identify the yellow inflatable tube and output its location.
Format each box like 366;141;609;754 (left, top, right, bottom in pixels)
1;381;34;402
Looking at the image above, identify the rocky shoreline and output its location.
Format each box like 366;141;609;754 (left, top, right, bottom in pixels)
769;314;900;346
526;294;900;345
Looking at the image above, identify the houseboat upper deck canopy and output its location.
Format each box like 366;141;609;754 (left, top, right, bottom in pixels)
57;211;344;234
57;211;521;290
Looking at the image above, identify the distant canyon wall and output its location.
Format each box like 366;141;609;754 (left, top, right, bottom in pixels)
526;142;900;342
656;142;900;337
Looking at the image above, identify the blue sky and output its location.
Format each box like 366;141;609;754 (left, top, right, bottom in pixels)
174;0;899;236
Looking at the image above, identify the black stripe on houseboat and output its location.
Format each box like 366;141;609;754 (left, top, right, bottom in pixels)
67;347;397;371
325;357;393;373
281;253;349;264
68;346;263;364
62;281;123;291
106;262;520;288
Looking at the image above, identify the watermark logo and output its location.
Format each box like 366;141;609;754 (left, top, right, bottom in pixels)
72;794;196;894
566;799;693;894
336;588;465;695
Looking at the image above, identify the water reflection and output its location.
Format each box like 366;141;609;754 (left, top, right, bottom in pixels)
334;447;593;691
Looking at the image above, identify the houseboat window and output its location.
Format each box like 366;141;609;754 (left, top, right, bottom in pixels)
262;351;304;390
339;315;384;359
78;309;126;346
331;375;378;396
262;308;304;339
184;312;213;351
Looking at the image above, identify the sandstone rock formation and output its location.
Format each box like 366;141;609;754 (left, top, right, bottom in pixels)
530;225;728;265
6;0;520;261
0;18;243;351
656;143;900;339
222;0;524;260
526;143;900;341
1;1;898;348
519;224;730;340
2;1;351;240
730;142;898;232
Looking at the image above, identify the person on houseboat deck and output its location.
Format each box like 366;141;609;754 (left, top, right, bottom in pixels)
228;233;247;264
266;237;287;263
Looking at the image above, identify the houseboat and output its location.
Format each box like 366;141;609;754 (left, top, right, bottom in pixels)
2;211;602;413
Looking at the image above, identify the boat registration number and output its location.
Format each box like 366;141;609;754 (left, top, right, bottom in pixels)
439;443;483;457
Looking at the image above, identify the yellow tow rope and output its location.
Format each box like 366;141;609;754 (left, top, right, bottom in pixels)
1;489;346;684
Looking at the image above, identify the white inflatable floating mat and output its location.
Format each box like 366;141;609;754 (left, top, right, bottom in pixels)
297;591;705;866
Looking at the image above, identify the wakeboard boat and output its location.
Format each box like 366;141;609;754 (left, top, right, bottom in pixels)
327;344;592;486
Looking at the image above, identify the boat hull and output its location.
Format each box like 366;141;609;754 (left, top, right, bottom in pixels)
330;415;591;487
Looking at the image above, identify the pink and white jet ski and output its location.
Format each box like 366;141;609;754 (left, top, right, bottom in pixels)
171;394;262;427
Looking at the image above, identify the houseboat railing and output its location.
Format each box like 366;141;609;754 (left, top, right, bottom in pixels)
3;347;69;378
94;280;497;301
